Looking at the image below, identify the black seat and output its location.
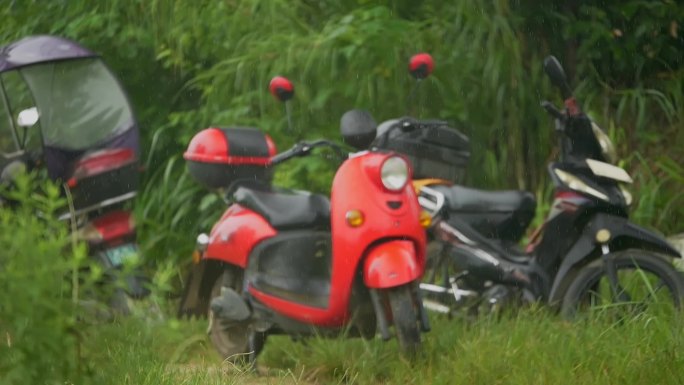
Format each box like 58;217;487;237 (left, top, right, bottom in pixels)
432;184;537;243
444;214;533;265
233;186;330;230
433;185;536;213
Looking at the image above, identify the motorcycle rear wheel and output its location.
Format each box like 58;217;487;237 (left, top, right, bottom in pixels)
387;284;421;357
208;268;256;363
560;250;684;319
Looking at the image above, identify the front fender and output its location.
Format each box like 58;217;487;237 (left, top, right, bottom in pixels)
363;240;421;288
549;213;681;302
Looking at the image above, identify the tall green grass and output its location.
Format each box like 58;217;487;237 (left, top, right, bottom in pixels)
0;176;92;385
62;307;684;385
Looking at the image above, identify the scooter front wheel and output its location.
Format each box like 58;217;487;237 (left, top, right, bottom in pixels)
387;284;421;356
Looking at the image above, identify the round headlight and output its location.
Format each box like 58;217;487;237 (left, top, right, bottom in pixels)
381;156;409;191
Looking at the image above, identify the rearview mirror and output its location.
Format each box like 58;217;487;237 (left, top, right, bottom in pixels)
543;56;572;98
340;109;377;150
409;53;434;80
269;76;294;102
17;107;39;127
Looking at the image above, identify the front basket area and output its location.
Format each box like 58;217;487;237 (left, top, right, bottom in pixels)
375;119;471;183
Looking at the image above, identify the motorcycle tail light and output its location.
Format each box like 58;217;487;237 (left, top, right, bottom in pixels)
87;211;135;244
68;148;136;187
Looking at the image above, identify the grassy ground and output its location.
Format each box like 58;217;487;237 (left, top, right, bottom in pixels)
85;306;684;385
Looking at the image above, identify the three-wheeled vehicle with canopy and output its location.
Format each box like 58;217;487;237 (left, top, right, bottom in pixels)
0;35;150;313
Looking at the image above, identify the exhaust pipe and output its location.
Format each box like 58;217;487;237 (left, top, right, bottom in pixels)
449;245;531;287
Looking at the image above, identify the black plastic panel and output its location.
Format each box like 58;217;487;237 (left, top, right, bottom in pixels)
247;231;332;308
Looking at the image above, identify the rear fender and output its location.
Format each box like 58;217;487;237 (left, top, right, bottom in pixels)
205;204;277;268
549;213;681;303
363;240;421;289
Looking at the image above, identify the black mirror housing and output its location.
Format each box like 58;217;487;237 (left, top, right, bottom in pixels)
340;109;377;150
543;56;572;98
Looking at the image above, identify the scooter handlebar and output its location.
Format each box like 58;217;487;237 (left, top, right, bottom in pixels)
270;140;347;165
541;101;565;121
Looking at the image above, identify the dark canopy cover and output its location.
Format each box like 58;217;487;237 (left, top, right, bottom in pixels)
0;35;97;73
0;35;139;181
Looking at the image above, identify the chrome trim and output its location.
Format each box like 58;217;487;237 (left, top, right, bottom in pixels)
417;186;445;217
437;221;476;246
421;299;451;314
58;191;137;221
419;282;477;298
456;244;501;267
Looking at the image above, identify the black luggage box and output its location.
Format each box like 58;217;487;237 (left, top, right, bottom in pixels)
374;118;470;183
184;127;277;190
66;148;139;213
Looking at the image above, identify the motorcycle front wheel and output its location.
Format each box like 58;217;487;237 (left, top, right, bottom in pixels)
560;250;684;319
387;284;421;357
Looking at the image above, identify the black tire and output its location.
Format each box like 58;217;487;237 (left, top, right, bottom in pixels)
561;250;684;319
387;284;421;356
208;268;255;362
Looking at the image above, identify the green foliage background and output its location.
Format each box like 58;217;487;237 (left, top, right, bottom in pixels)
1;0;682;263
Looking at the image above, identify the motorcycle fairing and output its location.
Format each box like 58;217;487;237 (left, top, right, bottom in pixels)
548;212;682;303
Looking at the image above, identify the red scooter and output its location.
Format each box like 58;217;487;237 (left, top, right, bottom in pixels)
179;77;430;360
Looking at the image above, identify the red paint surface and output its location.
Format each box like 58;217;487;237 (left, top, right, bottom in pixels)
269;76;294;101
363;240;421;288
204;204;277;268
183;127;275;165
409;53;434;78
91;210;134;243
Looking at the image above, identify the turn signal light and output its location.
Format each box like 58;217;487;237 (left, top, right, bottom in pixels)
346;210;365;227
419;210;432;228
192;250;202;264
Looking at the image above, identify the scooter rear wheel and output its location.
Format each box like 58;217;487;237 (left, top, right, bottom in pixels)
208;268;253;362
387;284;421;357
560;251;684;320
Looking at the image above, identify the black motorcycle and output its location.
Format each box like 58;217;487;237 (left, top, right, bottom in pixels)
340;55;684;318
